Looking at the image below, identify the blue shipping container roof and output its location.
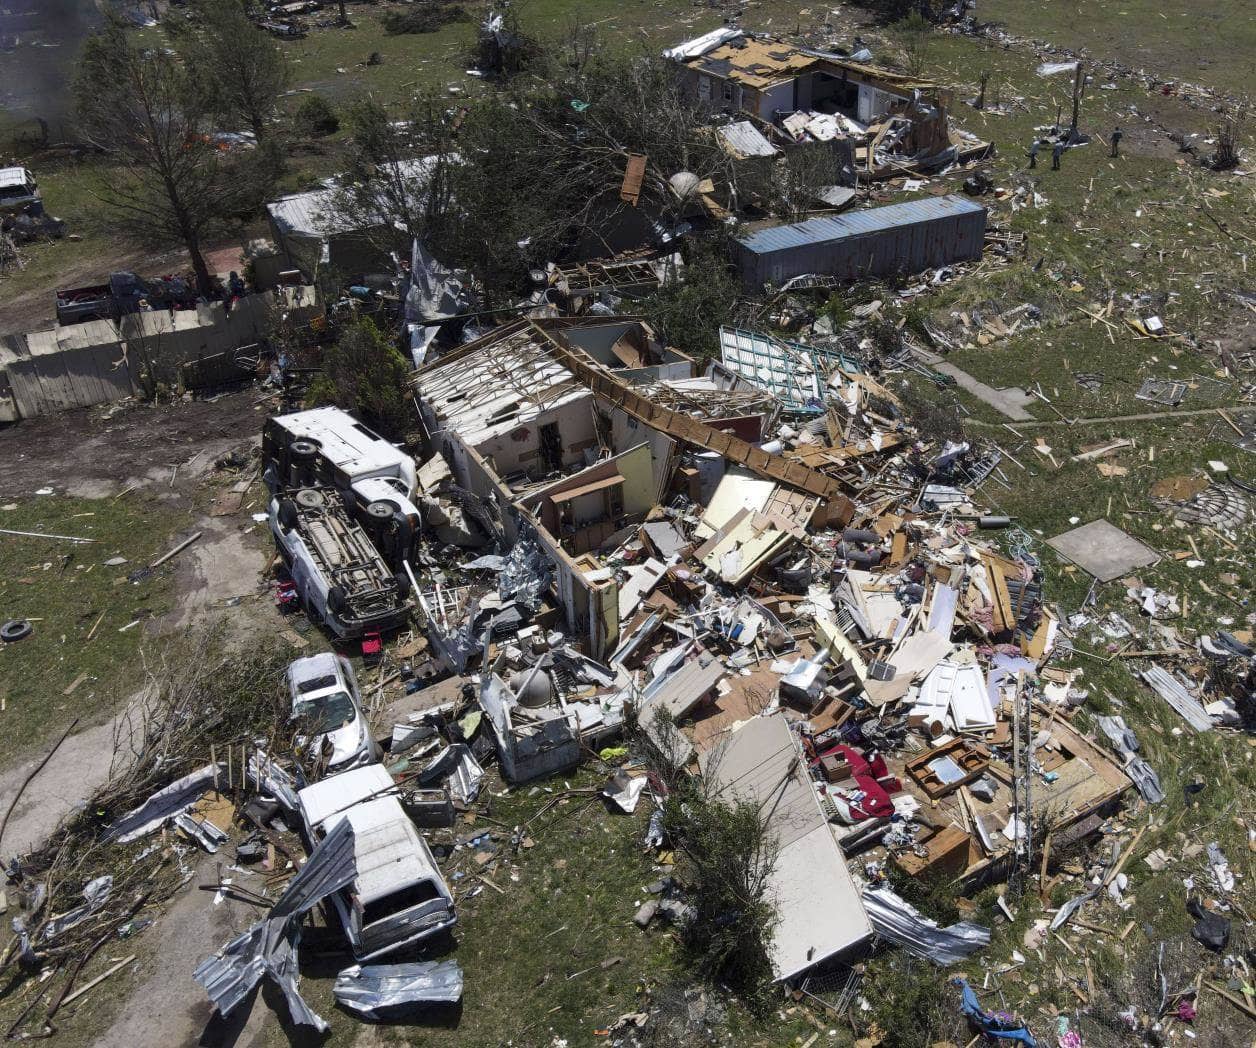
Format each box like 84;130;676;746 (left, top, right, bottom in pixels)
738;194;986;255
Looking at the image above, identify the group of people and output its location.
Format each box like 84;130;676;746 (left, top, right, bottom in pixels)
135;270;250;314
1026;126;1123;170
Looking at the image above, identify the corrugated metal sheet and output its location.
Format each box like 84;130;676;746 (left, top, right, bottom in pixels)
738;195;986;255
194;817;357;1031
736;194;986;290
717;120;779;159
333;961;463;1018
1140;665;1213;733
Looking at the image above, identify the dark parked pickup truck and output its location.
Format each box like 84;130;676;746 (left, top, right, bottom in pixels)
54;272;150;327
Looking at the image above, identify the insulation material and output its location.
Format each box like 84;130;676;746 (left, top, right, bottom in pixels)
862;885;990;963
333;961;464;1019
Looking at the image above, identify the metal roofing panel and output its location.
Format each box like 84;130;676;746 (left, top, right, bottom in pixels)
700;713;872;979
717;120;779;159
738;195;986;255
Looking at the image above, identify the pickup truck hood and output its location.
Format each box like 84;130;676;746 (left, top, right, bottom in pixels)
324;720;368;766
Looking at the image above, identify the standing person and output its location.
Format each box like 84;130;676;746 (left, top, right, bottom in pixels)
1027;139;1040;169
1052;141;1065;170
1110;126;1123;157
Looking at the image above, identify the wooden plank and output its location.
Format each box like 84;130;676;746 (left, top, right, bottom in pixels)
985;556;1014;634
620;154;646;206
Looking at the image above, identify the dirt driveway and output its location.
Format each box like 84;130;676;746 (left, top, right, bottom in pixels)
0;389;298;1046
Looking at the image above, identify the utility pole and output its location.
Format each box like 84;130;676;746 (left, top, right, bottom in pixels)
1069;62;1085;141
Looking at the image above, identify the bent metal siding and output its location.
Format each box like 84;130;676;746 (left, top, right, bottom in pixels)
735;194;987;290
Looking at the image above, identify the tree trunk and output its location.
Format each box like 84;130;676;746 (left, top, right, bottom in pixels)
186;233;215;298
338;0;348;23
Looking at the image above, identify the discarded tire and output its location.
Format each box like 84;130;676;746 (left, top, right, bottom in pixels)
1;619;32;643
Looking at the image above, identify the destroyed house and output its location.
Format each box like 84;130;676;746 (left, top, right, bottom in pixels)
665;29;943;127
735;194;987;290
412;317;846;662
267;157;445;279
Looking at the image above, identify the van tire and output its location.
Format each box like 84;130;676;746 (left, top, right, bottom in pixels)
278;498;298;531
394;571;411;597
365;500;396;521
295;488;326;509
327;585;348;615
1;619;32;643
289;438;320;461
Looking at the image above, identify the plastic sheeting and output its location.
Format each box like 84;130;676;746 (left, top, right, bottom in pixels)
862;886;990;964
43;876;112;941
334;960;464;1019
194;817;357;1033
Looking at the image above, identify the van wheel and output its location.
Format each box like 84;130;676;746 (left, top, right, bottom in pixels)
1;619;32;643
295;488;326;509
327;585;348;614
278;498;298;531
365;500;396;522
394;571;411;598
289;438;319;461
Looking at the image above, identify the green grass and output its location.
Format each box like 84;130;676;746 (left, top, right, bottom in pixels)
0;494;185;763
254;764;814;1048
980;0;1256;96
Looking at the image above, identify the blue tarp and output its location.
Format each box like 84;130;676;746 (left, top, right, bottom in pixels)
954;979;1038;1047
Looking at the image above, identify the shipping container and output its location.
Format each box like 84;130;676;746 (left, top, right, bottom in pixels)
735;194;987;290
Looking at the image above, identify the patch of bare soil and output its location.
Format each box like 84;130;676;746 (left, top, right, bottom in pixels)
0;245;189;337
0;390;267;500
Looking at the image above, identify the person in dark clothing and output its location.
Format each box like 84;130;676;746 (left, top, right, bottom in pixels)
1051;141;1065;170
1027;139;1040;168
1110;126;1123;157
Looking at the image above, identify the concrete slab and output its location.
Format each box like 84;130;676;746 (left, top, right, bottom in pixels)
1046;519;1161;582
908;346;1036;422
933;363;1037;421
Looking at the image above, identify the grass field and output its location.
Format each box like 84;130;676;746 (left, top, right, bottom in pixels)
980;0;1256;96
0;494;185;763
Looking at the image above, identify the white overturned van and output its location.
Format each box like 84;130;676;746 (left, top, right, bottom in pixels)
263;406;418;504
264;407;422;572
297;765;456;961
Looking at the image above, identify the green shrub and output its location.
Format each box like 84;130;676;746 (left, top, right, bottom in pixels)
294;94;339;137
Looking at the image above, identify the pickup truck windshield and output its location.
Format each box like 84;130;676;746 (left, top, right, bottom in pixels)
294;691;355;734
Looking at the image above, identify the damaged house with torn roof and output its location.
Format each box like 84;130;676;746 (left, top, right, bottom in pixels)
664;28;991;178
